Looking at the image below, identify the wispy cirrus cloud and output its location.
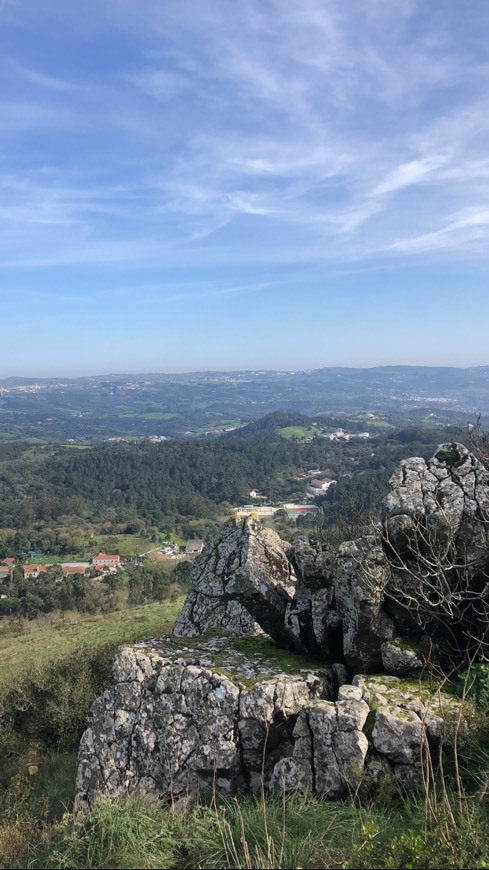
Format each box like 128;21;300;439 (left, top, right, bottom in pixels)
390;207;489;254
1;0;489;271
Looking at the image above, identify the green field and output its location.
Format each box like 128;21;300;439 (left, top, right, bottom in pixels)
279;425;320;440
0;599;183;685
59;444;92;450
116;401;179;421
27;555;66;565
89;533;155;556
142;412;178;420
25;533;154;563
117;411;178;420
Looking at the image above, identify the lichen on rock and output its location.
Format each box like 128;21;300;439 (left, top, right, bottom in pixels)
76;443;487;810
75;634;334;813
75;636;461;810
173;518;298;647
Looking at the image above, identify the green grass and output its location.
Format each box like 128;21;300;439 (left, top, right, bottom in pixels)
0;599;185;764
59;444;92;450
0;600;183;686
279;426;320;440
90;534;154;557
7;785;489;870
9;792;362;870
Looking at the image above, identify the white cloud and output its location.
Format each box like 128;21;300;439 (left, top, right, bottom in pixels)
371;154;452;198
390;207;489;254
2;0;489;268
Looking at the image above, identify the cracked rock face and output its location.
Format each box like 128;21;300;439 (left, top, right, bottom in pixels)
173;518;297;646
75;443;488;810
75;635;334;812
288;536;337;657
75;639;462;811
333;531;395;672
270;697;370;798
383;442;489;559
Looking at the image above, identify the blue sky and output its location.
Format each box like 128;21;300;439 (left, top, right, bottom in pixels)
1;0;489;376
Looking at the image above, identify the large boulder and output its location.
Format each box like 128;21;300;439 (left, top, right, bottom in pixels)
75;638;462;811
75;635;334;812
382;443;489;657
173;518;298;646
383;442;489;559
381;640;425;676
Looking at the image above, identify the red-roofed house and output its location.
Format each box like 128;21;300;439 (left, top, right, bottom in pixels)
23;565;49;579
91;553;121;571
62;565;88;577
2;558;15;566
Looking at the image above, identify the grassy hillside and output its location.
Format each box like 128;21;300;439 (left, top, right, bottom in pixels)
0;599;183;686
0;597;488;868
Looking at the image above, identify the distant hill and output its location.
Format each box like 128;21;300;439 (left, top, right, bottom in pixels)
223;411;313;440
0;365;487;441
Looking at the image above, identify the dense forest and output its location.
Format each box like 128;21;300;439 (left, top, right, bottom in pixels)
0;415;466;558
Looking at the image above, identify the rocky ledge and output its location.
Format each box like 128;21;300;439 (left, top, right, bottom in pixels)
75;443;485;811
75;635;461;812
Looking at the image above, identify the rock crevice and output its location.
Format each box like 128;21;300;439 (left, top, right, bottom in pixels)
76;443;487;810
75;637;460;811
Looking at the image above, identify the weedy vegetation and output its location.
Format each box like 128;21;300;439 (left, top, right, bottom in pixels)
0;622;488;869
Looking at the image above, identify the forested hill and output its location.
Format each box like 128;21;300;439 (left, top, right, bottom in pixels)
0;423;466;555
223;411;313;439
224;411;383;440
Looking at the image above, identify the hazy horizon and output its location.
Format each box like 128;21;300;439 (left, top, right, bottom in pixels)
2;362;489;382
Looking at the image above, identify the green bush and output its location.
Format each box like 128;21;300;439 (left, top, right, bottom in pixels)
457;663;489;709
0;643;118;760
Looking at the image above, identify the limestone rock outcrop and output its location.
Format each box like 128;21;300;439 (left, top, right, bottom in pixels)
173;518;298;648
75;442;487;810
383;443;489;559
75;638;461;811
173;443;489;671
75;635;334;812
